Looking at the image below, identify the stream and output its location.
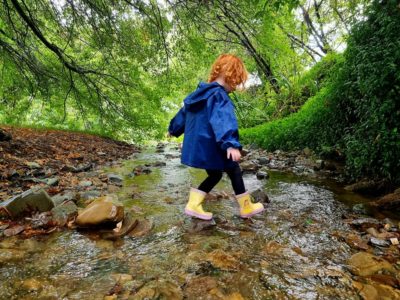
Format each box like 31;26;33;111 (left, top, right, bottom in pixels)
0;144;382;299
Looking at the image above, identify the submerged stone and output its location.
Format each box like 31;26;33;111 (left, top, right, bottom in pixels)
129;218;153;237
348;252;393;276
102;212;138;240
206;249;238;271
0;249;25;264
0;188;55;218
353;281;400;300
185;218;216;233
131;279;183;300
75;195;124;227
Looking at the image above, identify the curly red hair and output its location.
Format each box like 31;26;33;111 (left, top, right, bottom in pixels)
208;54;248;91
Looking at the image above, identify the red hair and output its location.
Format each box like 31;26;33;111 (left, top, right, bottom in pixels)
208;54;248;91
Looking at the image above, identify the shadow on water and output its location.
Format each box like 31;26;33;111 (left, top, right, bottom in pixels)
0;144;377;299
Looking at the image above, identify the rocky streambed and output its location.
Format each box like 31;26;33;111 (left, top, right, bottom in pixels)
0;142;400;299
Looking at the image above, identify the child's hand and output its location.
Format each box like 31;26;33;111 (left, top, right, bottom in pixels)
227;147;241;161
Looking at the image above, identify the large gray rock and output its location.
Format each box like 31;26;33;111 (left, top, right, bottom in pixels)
51;201;78;226
0;188;55;218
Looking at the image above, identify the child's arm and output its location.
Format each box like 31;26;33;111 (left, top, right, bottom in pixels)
208;92;242;151
168;106;186;137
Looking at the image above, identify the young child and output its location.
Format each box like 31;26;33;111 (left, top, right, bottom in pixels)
168;54;264;220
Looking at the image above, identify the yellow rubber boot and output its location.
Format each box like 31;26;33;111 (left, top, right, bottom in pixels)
236;192;264;218
184;188;213;220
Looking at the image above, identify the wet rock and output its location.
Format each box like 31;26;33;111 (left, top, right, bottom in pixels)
61;163;92;173
131;279;183;300
206;249;238;270
79;190;102;201
186;219;217;233
256;171;269;180
345;234;369;250
75;195;124;227
183;276;218;299
352;203;369;215
129;218;153;237
370;189;400;212
323;161;337;171
4;224;25;236
353;281;400;300
257;157;270;165
251;188;270;204
52;191;76;206
262;240;285;256
313;159;325;171
51;201;78;226
111;273;133;284
0;128;11;141
350;218;380;230
366;274;400;288
369;237;390;247
26;161;41;169
102;212;138;240
151;161;167;167
345;179;390;196
133;165;152;176
107;185;120;193
0;249;25;263
79;180;93;187
107;174;123;186
0;188;55;218
22;278;43;291
46;177;59;186
348;252;394;276
286;157;296;167
240;161;259;173
366;227;396;239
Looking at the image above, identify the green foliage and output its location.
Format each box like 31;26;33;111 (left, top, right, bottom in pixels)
332;0;400;181
242;0;400;183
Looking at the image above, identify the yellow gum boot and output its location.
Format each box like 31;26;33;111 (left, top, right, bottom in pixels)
236;192;264;218
184;188;213;220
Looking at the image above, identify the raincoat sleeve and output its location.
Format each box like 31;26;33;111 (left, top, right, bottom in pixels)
168;106;186;137
208;92;242;151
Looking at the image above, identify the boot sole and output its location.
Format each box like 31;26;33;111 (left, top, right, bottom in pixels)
240;207;265;218
184;208;213;220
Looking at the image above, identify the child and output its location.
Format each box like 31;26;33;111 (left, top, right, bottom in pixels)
168;54;264;220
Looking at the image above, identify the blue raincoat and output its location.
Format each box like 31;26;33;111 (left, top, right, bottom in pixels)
168;81;242;170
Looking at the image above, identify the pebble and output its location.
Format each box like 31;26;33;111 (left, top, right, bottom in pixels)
369;237;390;247
256;171;269;180
107;174;123;185
79;180;93;187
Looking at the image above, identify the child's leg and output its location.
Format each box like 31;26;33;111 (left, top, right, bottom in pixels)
198;169;223;193
225;164;245;195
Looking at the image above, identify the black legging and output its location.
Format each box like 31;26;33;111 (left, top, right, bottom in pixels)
198;164;245;195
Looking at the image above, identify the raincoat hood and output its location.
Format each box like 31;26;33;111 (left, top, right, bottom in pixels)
183;82;227;109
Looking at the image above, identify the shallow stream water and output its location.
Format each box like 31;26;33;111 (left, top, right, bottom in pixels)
0;144;374;299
